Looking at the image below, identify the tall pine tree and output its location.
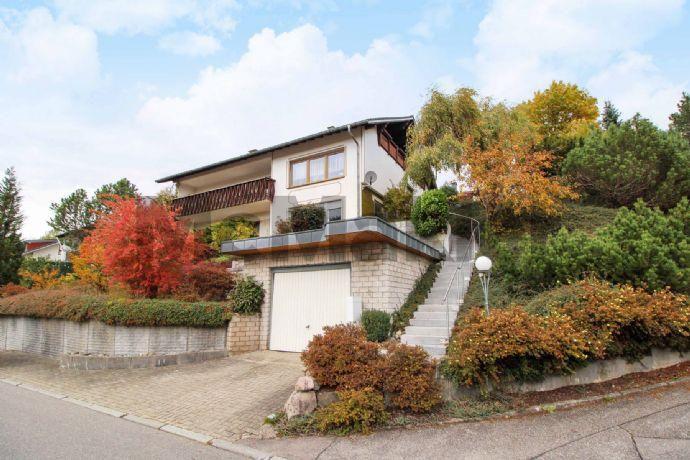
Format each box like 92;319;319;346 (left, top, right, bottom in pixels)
0;168;24;285
669;92;690;143
601;101;621;129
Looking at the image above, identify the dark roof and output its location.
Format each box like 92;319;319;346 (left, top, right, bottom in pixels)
156;116;414;183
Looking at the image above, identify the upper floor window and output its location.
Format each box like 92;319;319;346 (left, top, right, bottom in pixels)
289;150;345;187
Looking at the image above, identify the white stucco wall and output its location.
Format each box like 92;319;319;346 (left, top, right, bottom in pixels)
362;127;405;196
270;129;361;232
25;244;70;262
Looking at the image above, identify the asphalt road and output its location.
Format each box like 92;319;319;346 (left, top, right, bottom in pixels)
0;384;243;460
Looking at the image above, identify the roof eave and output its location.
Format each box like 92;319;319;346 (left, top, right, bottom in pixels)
155;116;414;183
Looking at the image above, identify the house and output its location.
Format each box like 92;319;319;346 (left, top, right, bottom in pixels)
23;238;71;262
157;117;446;352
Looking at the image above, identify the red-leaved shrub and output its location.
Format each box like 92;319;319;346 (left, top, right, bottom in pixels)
0;283;29;298
175;261;235;301
83;198;202;298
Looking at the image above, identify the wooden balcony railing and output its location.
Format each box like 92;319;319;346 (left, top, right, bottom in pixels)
377;127;406;168
172;177;275;217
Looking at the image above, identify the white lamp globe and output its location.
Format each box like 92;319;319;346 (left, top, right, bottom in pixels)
475;256;492;273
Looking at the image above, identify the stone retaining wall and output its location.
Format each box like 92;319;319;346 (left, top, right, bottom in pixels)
0;316;227;368
441;348;688;399
226;314;261;353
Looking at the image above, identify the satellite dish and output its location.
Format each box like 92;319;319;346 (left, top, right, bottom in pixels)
364;171;377;186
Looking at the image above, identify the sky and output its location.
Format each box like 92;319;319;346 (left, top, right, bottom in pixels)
1;0;689;238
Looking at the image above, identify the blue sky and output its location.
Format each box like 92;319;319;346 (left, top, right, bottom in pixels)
1;0;689;238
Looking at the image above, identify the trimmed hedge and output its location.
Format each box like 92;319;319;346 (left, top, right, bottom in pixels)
0;288;231;328
361;310;390;342
391;262;440;334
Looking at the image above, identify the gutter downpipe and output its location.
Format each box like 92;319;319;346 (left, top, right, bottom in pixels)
347;124;361;216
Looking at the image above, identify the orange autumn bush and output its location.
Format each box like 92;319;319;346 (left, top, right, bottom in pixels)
378;342;441;412
0;283;29;298
71;237;109;292
302;324;441;413
301;323;382;390
442;279;690;387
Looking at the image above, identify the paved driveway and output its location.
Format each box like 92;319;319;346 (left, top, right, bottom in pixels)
0;350;303;441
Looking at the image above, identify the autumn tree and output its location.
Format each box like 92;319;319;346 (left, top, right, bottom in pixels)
669;92;690;143
83;198;200;297
0;168;24;285
519;81;599;167
460;103;578;224
406;88;480;189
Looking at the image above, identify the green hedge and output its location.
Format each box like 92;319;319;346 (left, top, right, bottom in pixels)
361;310;391;342
0;288;231;328
391;262;440;333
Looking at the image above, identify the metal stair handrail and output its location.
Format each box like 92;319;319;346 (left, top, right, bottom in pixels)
441;214;481;337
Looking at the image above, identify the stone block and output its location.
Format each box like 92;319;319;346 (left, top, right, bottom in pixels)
41;319;65;357
284;390;317;419
148;327;188;354
114;326;149;356
5;317;23;350
87;321;115;355
295;376;318;391
63;321;89;354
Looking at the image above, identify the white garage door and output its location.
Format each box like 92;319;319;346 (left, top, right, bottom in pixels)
270;265;351;352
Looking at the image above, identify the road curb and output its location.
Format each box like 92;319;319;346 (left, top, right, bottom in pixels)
0;378;277;459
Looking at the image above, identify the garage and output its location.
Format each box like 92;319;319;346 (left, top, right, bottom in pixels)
269;264;351;352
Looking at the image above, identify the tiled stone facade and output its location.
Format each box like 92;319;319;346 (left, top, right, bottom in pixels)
240;242;432;350
226;314;261;353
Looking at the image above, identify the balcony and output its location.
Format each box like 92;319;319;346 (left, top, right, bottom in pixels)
378;127;406;168
172;177;275;217
221;216;443;260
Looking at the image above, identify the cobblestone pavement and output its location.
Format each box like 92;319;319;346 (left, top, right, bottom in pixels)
0;351;303;441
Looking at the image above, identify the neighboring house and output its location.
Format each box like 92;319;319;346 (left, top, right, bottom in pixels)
157;117;445;352
23;239;71;262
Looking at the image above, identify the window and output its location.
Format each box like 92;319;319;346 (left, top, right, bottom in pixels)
291;161;307;186
373;198;385;219
324;200;343;222
289;150;345;187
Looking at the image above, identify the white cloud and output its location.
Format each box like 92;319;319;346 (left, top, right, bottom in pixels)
2;23;435;238
159;31;222;56
588;51;686;127
53;0;238;35
470;0;684;102
138;24;429;162
0;8;99;87
410;1;454;39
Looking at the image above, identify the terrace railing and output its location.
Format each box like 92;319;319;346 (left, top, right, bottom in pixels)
172;177;275;217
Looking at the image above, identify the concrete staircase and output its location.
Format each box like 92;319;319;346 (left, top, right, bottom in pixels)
401;236;475;359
